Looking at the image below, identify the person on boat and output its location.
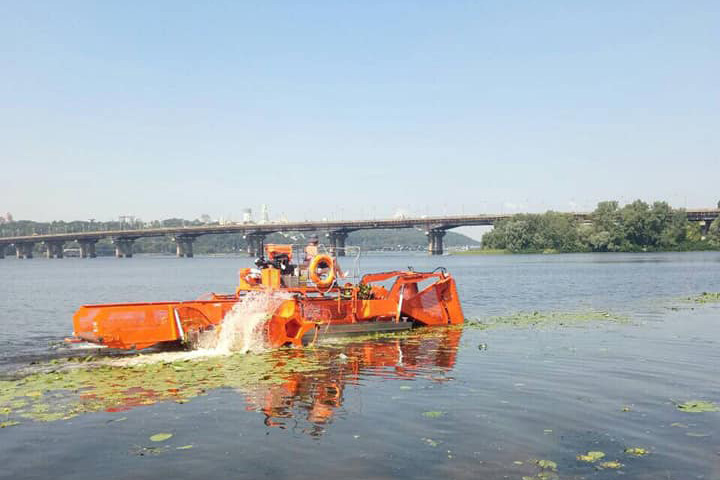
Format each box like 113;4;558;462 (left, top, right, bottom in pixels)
304;235;319;263
303;235;347;280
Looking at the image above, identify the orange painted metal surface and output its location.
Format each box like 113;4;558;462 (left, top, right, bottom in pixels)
71;245;464;350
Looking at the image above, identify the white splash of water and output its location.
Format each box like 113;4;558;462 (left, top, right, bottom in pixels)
104;291;291;367
202;291;291;354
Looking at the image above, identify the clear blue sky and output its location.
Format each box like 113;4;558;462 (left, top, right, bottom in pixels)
1;1;718;225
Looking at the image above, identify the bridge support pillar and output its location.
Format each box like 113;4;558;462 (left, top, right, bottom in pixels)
0;245;5;259
173;235;196;258
245;233;266;258
700;221;711;238
45;241;65;258
15;243;35;259
113;238;135;258
78;240;97;258
427;229;446;255
328;230;349;257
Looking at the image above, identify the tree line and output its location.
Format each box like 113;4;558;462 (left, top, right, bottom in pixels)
482;200;720;253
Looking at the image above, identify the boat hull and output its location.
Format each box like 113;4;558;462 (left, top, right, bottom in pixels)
71;270;464;350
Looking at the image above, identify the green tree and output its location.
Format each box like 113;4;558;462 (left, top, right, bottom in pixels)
708;217;720;247
588;201;623;251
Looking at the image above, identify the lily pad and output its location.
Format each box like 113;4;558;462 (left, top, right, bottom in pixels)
176;445;193;450
598;461;623;469
577;451;605;462
676;400;719;413
150;432;173;442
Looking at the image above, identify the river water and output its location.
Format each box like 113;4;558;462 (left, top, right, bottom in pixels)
1;252;719;479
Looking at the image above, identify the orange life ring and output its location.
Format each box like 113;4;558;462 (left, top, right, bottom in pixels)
309;254;335;288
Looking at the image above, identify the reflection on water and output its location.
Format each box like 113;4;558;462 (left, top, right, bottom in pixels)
0;328;461;434
242;329;461;436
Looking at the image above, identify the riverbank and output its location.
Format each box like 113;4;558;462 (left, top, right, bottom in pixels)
454;245;720;255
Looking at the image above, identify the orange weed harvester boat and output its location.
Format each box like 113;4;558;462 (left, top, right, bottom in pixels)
71;244;464;350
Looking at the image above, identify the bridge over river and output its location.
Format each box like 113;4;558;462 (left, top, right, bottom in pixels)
1;209;718;258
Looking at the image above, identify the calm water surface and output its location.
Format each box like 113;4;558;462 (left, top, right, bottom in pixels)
1;252;719;479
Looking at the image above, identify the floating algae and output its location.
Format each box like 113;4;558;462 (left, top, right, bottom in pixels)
422;411;446;418
624;447;649;456
577;451;605;462
465;310;629;330
676;400;719;413
522;459;559;480
685;292;720;304
0;325;463;428
598;460;623;469
0;349;323;425
536;459;557;471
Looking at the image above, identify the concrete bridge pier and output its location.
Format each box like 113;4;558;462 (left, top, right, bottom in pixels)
78;240;97;258
427;229;447;255
15;243;35;259
700;220;712;238
173;235;196;258
0;245;5;259
113;238;135;258
328;230;349;257
45;241;65;258
245;233;266;258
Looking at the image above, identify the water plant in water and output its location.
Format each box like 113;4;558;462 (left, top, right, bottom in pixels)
624;447;649;456
577;451;605;462
0;349;323;425
422;411;446;418
536;459;557;471
676;400;719;412
0;327;461;429
465;310;628;330
150;433;173;442
686;292;720;304
522;459;559;480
